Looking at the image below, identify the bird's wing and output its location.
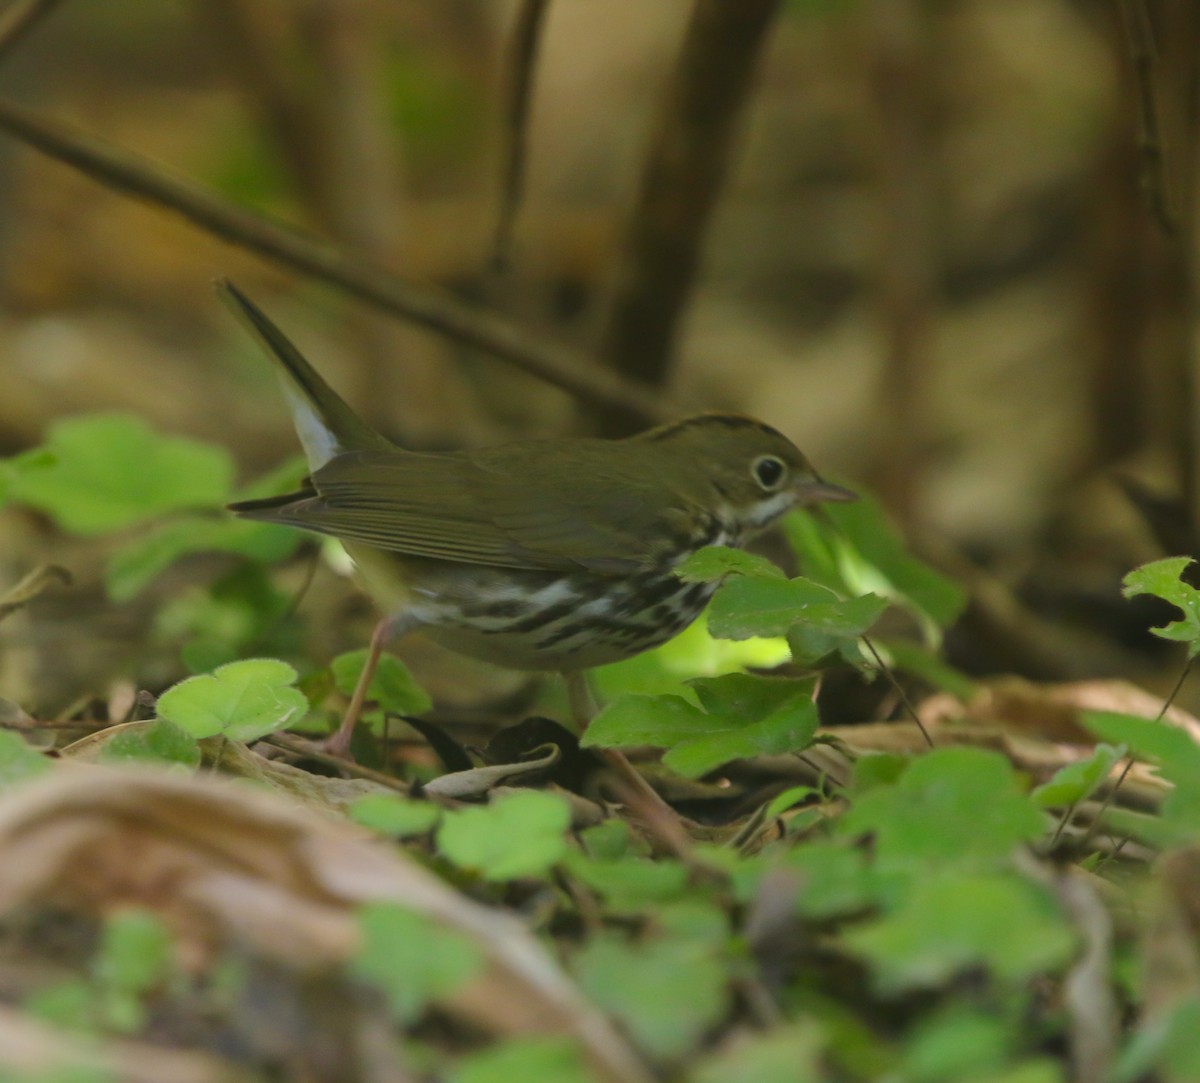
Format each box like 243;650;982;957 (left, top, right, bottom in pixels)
230;446;689;574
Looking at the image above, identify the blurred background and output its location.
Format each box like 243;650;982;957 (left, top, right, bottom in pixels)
0;0;1194;718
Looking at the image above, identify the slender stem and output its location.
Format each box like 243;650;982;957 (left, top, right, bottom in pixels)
861;634;934;748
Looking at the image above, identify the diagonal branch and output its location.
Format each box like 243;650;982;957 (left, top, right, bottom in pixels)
0;97;678;425
0;0;62;62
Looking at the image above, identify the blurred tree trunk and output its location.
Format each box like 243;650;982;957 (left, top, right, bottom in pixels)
593;0;783;435
864;0;942;525
1103;1;1200;536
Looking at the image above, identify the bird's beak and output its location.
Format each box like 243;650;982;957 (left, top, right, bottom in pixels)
795;476;858;505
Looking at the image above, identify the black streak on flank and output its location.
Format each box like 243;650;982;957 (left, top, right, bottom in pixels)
642;414;786;443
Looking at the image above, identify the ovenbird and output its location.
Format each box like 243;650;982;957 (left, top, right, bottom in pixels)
219;281;855;755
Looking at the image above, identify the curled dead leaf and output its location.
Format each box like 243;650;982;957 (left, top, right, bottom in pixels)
0;765;650;1083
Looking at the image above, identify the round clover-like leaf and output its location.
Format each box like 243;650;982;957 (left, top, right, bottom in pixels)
156;658;309;741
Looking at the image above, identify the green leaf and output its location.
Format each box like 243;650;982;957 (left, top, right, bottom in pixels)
350;794;441;837
761;785;820;821
1032;743;1125;808
92;908;173;1033
106;515;299;601
676;545;786;582
583;694;708;747
437;790;570;880
94;909;171;996
332;650;432;717
577;819;633;861
844;872;1076;993
1112;994;1200;1083
24;978;97;1033
1081;710;1200;837
562;852;690;912
1122;557;1200;655
901;1006;1018;1082
583;677;819;778
573;936;728;1059
157;564;297;673
156;658;309;741
786;841;884;919
663;696;819;778
99;719;201;768
786;493;967;638
352;903;484;1023
704;575;837;639
8;414;233;534
690;1022;826;1083
452;1038;597;1083
0;730;50;790
839;748;1048;863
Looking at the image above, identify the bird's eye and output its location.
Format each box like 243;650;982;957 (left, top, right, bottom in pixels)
752;455;786;490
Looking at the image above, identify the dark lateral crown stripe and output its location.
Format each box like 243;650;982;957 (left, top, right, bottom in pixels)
645;414;785;441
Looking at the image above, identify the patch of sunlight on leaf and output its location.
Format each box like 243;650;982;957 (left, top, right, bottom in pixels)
350;794;441;837
156;658;309;741
1032;743;1125;808
332;650;432;718
582;675;819;778
785;492;967;644
689;1021;826;1083
1122;557;1200;656
353;903;484;1024
592;616;790;700
452;1037;597;1083
7;414;233;534
839;748;1047;863
573;935;728;1060
0;730;50;790
99;720;200;769
437;790;570;880
844;872;1076;993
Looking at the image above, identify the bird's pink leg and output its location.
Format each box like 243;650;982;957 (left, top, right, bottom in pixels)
323;611;423;758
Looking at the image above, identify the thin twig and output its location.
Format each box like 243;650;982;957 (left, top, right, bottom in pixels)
1116;0;1177;234
1075;653;1195;855
861;634;934;748
0;0;62;63
595;0;784;433
0;97;678;425
491;0;550;273
263;731;410;792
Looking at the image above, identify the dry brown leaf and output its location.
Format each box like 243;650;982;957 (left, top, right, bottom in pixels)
0;766;651;1083
918;676;1200;744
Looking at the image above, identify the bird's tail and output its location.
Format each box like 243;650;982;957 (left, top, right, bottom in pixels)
216;280;394;469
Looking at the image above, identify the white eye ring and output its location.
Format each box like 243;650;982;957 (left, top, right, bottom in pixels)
752;455;787;491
